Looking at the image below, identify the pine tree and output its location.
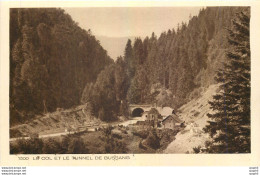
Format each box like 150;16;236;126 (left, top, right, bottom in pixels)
204;9;250;153
124;39;133;67
124;39;134;78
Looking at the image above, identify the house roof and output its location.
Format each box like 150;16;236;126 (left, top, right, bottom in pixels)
160;107;174;116
162;114;183;123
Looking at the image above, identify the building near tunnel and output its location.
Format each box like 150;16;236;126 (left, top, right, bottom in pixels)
162;114;183;130
129;104;182;129
147;108;160;121
147;108;162;128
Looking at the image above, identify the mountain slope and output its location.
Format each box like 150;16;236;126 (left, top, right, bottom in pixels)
163;84;219;153
121;7;248;109
10;8;112;126
10;104;100;138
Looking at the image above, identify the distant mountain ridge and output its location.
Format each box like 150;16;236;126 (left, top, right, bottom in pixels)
96;35;138;60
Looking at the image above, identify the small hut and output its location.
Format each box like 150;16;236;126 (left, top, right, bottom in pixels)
162;114;183;130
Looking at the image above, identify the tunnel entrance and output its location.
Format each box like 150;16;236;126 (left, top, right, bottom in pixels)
132;108;144;117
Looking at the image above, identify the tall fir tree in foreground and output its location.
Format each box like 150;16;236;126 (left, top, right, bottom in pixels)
204;9;250;153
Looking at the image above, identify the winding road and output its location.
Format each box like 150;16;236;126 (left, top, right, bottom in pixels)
10;116;145;142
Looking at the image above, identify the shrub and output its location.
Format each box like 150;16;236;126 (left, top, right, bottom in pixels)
143;129;160;150
102;125;113;137
100;126;128;153
10;138;44;154
193;146;201;154
112;133;123;140
139;140;147;150
193;111;200;117
67;137;89;154
121;130;128;134
104;138;128;154
132;129;149;139
60;136;70;153
42;138;61;154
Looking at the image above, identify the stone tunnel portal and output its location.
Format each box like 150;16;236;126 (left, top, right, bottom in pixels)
132;108;144;117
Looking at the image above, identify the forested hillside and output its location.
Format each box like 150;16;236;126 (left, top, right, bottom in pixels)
81;7;250;122
10;7;249;125
10;8;113;126
122;7;248;107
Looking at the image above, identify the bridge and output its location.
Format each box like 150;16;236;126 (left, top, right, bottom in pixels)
129;104;156;117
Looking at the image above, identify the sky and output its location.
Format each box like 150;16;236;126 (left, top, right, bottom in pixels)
63;7;202;38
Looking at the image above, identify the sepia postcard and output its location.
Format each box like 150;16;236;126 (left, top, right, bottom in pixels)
0;0;260;166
